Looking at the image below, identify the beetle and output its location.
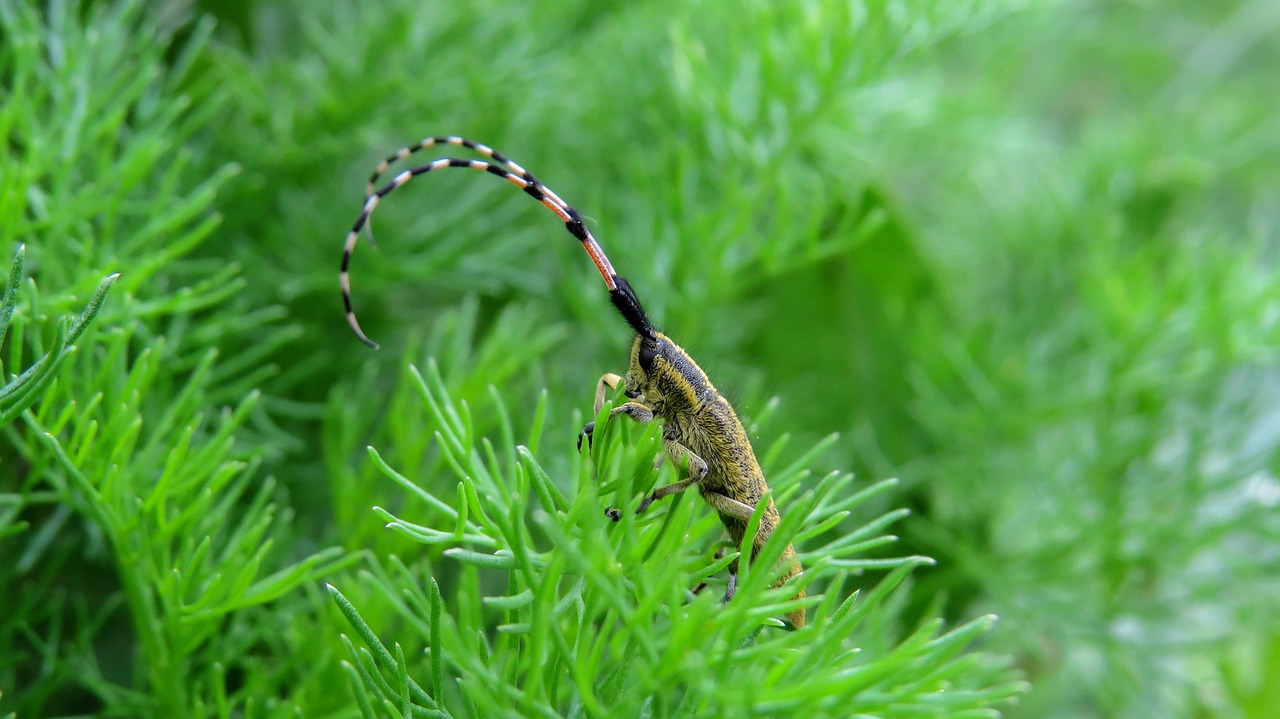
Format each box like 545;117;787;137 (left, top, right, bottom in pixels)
340;136;805;628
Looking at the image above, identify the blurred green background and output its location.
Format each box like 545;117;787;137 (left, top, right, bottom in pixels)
3;0;1279;716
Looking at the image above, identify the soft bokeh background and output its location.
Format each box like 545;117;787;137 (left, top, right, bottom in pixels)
3;0;1278;716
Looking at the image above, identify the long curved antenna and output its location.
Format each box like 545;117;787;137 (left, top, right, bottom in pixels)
341;140;655;349
361;136;552;247
365;136;543;199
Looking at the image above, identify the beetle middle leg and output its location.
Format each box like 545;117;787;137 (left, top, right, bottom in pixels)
607;439;708;520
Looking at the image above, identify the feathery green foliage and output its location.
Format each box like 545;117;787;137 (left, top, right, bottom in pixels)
1;1;355;715
3;0;1278;717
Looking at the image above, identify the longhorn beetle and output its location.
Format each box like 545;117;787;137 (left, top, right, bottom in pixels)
340;136;806;629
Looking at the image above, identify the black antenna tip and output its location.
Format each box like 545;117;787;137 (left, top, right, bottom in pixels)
609;276;655;338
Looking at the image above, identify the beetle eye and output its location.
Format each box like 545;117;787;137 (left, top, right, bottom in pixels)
637;340;658;372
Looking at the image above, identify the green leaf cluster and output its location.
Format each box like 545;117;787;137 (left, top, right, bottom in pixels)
1;1;354;715
0;246;118;428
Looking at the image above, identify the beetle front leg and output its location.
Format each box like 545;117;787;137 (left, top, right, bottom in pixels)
578;380;652;451
578;372;626;451
593;372;623;414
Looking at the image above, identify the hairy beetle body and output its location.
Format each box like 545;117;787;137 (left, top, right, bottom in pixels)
628;334;806;627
